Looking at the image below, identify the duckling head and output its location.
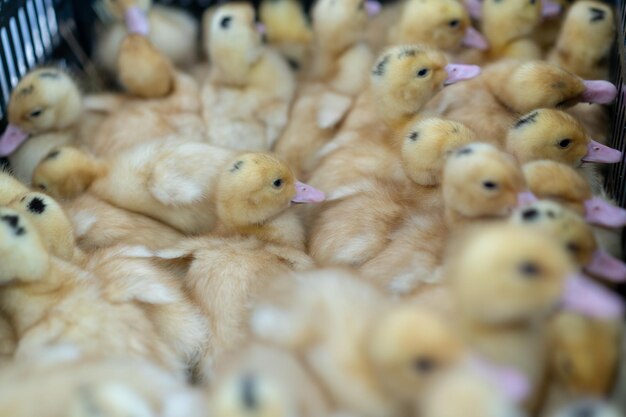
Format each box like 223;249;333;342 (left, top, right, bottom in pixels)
549;312;620;396
0;171;30;205
216;153;325;228
8;192;75;261
259;0;312;45
367;305;464;402
506;109;622;166
448;223;574;324
552;1;615;79
32;146;104;200
371;45;480;125
0;68;81;156
481;0;542;48
209;3;264;86
442;143;527;222
393;0;488;51
0;208;50;285
401;118;477;186
312;0;370;54
494;61;617;114
212;373;294;417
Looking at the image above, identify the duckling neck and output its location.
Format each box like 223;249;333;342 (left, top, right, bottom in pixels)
218;210;306;250
211;46;263;87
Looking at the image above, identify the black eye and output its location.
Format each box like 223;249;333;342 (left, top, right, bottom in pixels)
413;357;437;373
29;108;43;118
519;261;541;277
522;208;539;221
416;68;429;77
482;181;498;190
37;184;47;191
558;139;572;148
449;19;460;28
566;242;580;254
272;179;283;188
529;0;536;4
220;16;232;29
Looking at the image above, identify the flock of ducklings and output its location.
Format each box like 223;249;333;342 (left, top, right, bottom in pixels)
0;0;625;416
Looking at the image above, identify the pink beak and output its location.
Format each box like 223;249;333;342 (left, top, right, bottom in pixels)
582;140;622;164
581;80;618;104
584;197;626;228
467;355;530;404
125;6;150;36
541;0;562;19
292;181;325;204
0;124;29;157
444;64;481;85
365;0;382;17
462;26;489;50
585;250;626;283
517;191;538;207
464;0;483;19
560;273;625;319
256;22;266;35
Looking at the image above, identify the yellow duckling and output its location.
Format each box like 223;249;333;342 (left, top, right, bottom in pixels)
202;3;295;151
95;0;198;75
0;170;29;204
309;118;476;268
307;45;480;194
259;0;313;69
0;208;179;372
548;1;615;80
425;60;618;144
388;0;489;53
154;153;323;358
252;269;464;417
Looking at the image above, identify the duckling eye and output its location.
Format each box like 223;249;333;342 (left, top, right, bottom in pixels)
529;0;536;4
558;139;572;148
272;179;283;189
36;184;47;191
416;68;429;78
448;19;460;28
220;16;233;29
29;108;44;118
413;357;437;373
521;208;539;221
518;261;541;277
482;181;498;190
566;242;580;254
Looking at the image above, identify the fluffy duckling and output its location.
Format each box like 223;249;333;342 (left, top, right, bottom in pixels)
0;208;179;371
541;311;621;416
548;1;615;80
252;269;464;417
0;356;206;417
155;153;322;358
273;0;376;178
208;343;331;417
446;224;575;411
388;0;489;53
307;45;480;193
202;3;295;151
0;170;29;204
308;118;476;268
95;0;198;75
424;60;618;143
506;108;622;167
259;0;313;70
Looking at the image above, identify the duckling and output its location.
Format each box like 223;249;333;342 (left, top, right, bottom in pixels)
273;0;376;178
252;269;464;417
259;0;313;70
0;357;207;417
541;311;621;416
506;108;622;167
548;1;615;80
155;153;322;358
307;45;480;194
446;223;575;412
95;0;198;75
209;343;331;417
0;170;29;204
481;0;551;61
202;3;295;151
0;208;180;371
308;118;476;268
388;0;489;53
